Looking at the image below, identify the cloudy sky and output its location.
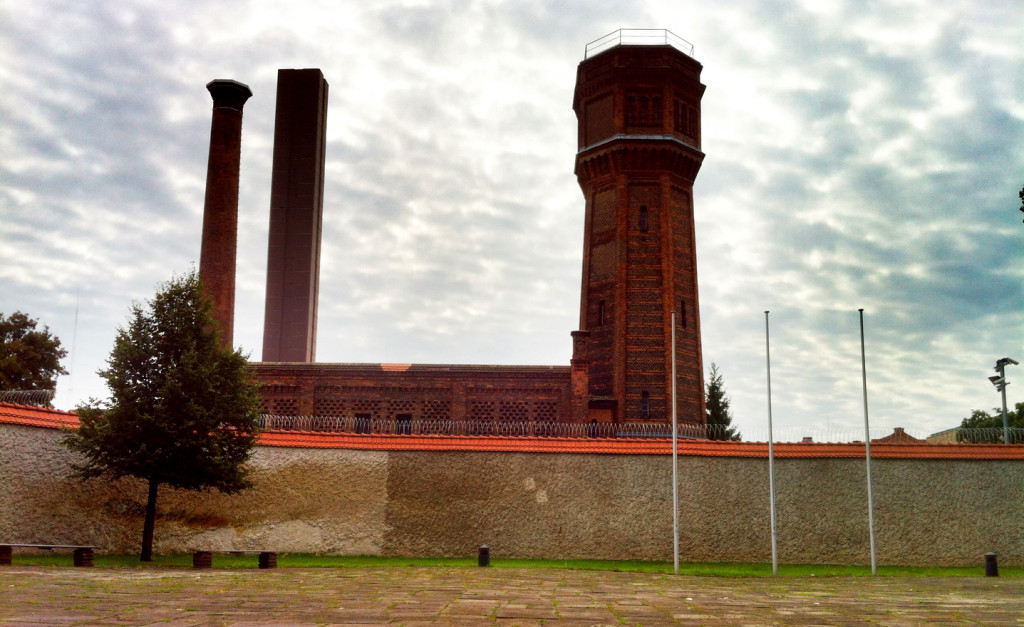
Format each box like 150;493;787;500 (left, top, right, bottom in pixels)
2;0;1021;441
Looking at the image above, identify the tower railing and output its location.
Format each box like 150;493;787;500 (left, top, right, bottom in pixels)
585;29;695;59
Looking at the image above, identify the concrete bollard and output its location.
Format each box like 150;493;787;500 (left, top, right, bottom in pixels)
985;552;998;577
478;545;490;567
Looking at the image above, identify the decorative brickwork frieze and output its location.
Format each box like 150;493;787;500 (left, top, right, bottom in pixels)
253;363;575;426
422;399;452;421
499;400;528;421
263;398;299;416
469;400;496;421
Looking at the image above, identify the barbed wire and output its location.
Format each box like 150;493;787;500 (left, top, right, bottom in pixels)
4;392;1013;443
0;389;56;407
257;414;1024;443
952;428;1024;444
734;426;1024;444
259;415;718;439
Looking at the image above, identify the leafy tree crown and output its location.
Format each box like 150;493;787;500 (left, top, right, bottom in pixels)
956;403;1023;443
64;270;261;493
0;311;69;391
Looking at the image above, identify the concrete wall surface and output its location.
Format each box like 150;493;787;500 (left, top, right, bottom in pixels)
2;421;1021;565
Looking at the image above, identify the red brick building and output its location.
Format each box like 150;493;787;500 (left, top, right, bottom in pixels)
241;33;706;429
254;363;571;426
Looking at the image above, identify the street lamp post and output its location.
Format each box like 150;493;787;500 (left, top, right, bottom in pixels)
990;358;1019;444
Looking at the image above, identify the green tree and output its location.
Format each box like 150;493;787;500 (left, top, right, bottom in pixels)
63;271;260;561
0;311;68;392
705;362;741;441
1018;184;1023;222
957;402;1024;443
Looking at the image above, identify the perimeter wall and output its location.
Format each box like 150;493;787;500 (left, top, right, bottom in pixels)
2;419;1022;566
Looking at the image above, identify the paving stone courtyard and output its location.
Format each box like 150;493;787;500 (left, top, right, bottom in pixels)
1;565;1022;625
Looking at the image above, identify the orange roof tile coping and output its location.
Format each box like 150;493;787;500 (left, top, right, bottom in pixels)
2;403;1021;460
0;402;79;429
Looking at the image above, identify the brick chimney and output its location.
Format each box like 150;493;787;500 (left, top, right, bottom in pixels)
199;79;252;348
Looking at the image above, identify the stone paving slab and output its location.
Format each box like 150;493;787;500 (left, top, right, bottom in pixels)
1;566;1022;625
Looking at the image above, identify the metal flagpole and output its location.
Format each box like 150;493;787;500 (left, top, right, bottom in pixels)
859;309;878;575
1000;362;1011;444
765;311;778;576
671;310;679;575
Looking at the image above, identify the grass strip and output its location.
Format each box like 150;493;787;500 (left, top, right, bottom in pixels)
8;552;1022;577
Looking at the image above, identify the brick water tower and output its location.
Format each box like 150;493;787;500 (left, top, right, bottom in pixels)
571;30;706;426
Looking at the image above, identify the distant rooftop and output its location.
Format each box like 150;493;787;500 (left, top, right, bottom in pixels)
585;29;695;59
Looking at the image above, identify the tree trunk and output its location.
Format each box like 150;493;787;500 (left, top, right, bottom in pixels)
140;477;159;562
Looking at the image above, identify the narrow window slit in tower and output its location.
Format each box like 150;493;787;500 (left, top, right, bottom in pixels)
598;300;607;326
639;205;648;232
641;391;650;419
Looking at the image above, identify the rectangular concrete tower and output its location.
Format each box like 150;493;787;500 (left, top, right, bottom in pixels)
262;69;328;362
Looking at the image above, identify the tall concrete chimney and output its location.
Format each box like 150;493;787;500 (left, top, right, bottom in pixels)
261;69;328;362
199;79;252;348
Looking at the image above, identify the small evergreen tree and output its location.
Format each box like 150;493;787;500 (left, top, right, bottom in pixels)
63;270;260;561
705;362;740;441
